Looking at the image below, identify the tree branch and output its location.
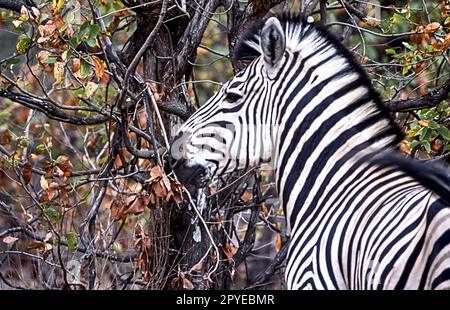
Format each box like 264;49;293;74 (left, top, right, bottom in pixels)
165;0;221;82
227;0;284;71
0;89;109;125
0;0;27;13
247;239;290;289
385;79;450;112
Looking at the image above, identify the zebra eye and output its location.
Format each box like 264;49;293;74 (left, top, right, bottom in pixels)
224;92;242;103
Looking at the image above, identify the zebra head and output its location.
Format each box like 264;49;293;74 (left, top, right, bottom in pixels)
170;17;289;187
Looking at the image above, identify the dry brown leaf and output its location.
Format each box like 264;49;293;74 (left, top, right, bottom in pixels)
48;182;59;201
37;51;51;67
191;260;204;272
3;236;19;244
171;181;184;203
21;162;32;184
110;195;127;221
40;175;49;190
240;191;252;202
126;196;146;215
150;165;163;179
215;214;222;230
223;243;237;264
92;56;107;80
0;131;12;145
275;234;282;252
38;20;57;38
183;277;194;290
85;81;98;98
399;141;411;156
72;58;80;73
419;120;429;127
431;139;443;152
27;241;45;250
424;22;441;34
415;61;426;74
362;17;381;27
170;276;180;289
153;180;168;198
54;61;65;84
56;155;73;177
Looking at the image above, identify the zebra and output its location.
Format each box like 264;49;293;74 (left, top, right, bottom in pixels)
169;13;450;289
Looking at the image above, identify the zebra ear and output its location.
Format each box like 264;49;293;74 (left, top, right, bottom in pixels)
260;17;286;66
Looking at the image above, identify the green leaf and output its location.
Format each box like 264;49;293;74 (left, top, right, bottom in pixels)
426;45;434;53
422;140;431;153
43;56;58;64
402;64;412;75
402;42;416;51
5;58;20;65
391;13;408;25
88;24;101;38
86;38;97;47
409;140;420;149
385;48;396;55
43;208;60;221
0;111;11;119
428;120;440;130
16;35;31;54
80;59;91;78
437;126;450;141
69;36;80;49
36;144;46;153
65;232;78;250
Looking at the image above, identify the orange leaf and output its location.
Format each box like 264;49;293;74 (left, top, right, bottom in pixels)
72;58;80;73
182;276;194;290
431;139;443;152
224;243;237;264
38;20;57;38
424;22;441;34
126;196;146;215
240;191;252;202
3;236;19;244
92;56;107;80
40;175;49;190
56;155;73;177
191;260;203;272
48;182;59;201
398;141;411;155
53;61;65;84
21;162;32;184
275;234;282;252
150;165;163;179
419;120;429;127
0;131;12;145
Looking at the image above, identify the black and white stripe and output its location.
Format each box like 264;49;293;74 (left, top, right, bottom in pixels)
170;13;450;289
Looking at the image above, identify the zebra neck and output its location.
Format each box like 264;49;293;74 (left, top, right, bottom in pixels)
272;69;400;230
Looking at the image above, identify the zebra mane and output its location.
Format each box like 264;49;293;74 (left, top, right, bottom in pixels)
371;151;450;205
234;12;377;87
235;11;403;143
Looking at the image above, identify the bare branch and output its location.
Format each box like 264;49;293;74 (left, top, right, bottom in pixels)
0;0;27;13
0;89;109;125
385;79;450;112
247;239;289;289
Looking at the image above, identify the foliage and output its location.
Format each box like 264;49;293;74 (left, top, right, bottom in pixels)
0;0;448;290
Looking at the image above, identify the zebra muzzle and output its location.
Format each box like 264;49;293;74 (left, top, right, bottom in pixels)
170;157;210;188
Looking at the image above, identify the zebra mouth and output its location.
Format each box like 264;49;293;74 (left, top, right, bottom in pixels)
170;158;210;188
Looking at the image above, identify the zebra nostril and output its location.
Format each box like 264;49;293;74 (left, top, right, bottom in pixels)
168;155;177;167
